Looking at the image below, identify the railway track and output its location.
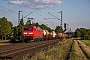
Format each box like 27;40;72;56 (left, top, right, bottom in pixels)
0;39;60;60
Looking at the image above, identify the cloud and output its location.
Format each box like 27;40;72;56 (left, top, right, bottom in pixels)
9;0;23;5
34;0;62;5
8;0;63;9
3;9;9;12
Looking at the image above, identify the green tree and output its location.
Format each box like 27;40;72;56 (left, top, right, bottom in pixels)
55;26;63;33
39;24;46;30
0;17;12;40
20;17;24;26
39;24;51;30
74;28;90;40
79;28;87;39
13;26;18;39
12;17;24;40
74;28;81;38
25;20;31;26
85;30;90;40
17;18;24;40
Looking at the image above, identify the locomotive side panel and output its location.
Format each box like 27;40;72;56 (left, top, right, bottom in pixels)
34;27;43;41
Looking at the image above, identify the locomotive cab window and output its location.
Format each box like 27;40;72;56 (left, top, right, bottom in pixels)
29;28;33;30
24;27;33;30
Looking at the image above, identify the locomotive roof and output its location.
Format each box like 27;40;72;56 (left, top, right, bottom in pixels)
24;26;35;28
24;26;42;30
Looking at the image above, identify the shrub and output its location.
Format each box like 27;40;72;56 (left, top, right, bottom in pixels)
9;37;17;43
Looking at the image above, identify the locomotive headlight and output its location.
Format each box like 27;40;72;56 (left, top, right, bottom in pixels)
23;32;27;34
28;32;33;34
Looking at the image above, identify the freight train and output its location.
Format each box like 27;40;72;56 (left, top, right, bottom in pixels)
22;25;65;42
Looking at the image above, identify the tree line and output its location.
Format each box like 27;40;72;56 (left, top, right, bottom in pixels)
74;28;90;40
0;17;63;40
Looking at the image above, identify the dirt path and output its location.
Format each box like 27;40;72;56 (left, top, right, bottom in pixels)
69;40;88;60
77;40;90;59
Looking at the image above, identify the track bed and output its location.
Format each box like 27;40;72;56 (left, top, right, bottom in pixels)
0;39;60;60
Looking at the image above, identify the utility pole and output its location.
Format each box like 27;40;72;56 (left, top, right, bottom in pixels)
61;11;62;27
18;11;22;25
18;11;22;40
59;11;62;28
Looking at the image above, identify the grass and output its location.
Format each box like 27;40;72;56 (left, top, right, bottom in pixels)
69;40;87;60
79;40;90;59
22;38;73;60
0;43;11;45
0;40;10;45
0;40;10;43
82;40;90;46
69;41;78;60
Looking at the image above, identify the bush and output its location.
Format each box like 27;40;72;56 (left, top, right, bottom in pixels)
9;37;17;43
84;35;90;40
87;36;90;40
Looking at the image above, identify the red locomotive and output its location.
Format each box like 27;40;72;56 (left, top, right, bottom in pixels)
22;26;43;42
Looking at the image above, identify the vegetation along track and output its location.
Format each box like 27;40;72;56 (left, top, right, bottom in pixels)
68;40;90;60
77;40;90;60
65;39;90;60
65;39;74;60
0;39;60;60
29;39;90;60
28;39;74;60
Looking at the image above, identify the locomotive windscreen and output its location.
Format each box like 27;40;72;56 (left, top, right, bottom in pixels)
24;27;32;30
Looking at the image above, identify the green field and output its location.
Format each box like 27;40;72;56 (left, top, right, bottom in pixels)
82;40;90;46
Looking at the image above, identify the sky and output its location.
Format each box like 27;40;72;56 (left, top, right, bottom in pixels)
0;0;90;32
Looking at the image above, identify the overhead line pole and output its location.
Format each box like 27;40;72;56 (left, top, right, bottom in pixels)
59;11;62;28
18;11;22;25
61;11;62;28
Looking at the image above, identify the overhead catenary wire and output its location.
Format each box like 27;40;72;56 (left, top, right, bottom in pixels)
47;12;60;20
1;0;61;28
20;0;45;19
19;0;60;23
24;12;33;18
0;5;18;14
1;0;44;19
2;0;60;20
